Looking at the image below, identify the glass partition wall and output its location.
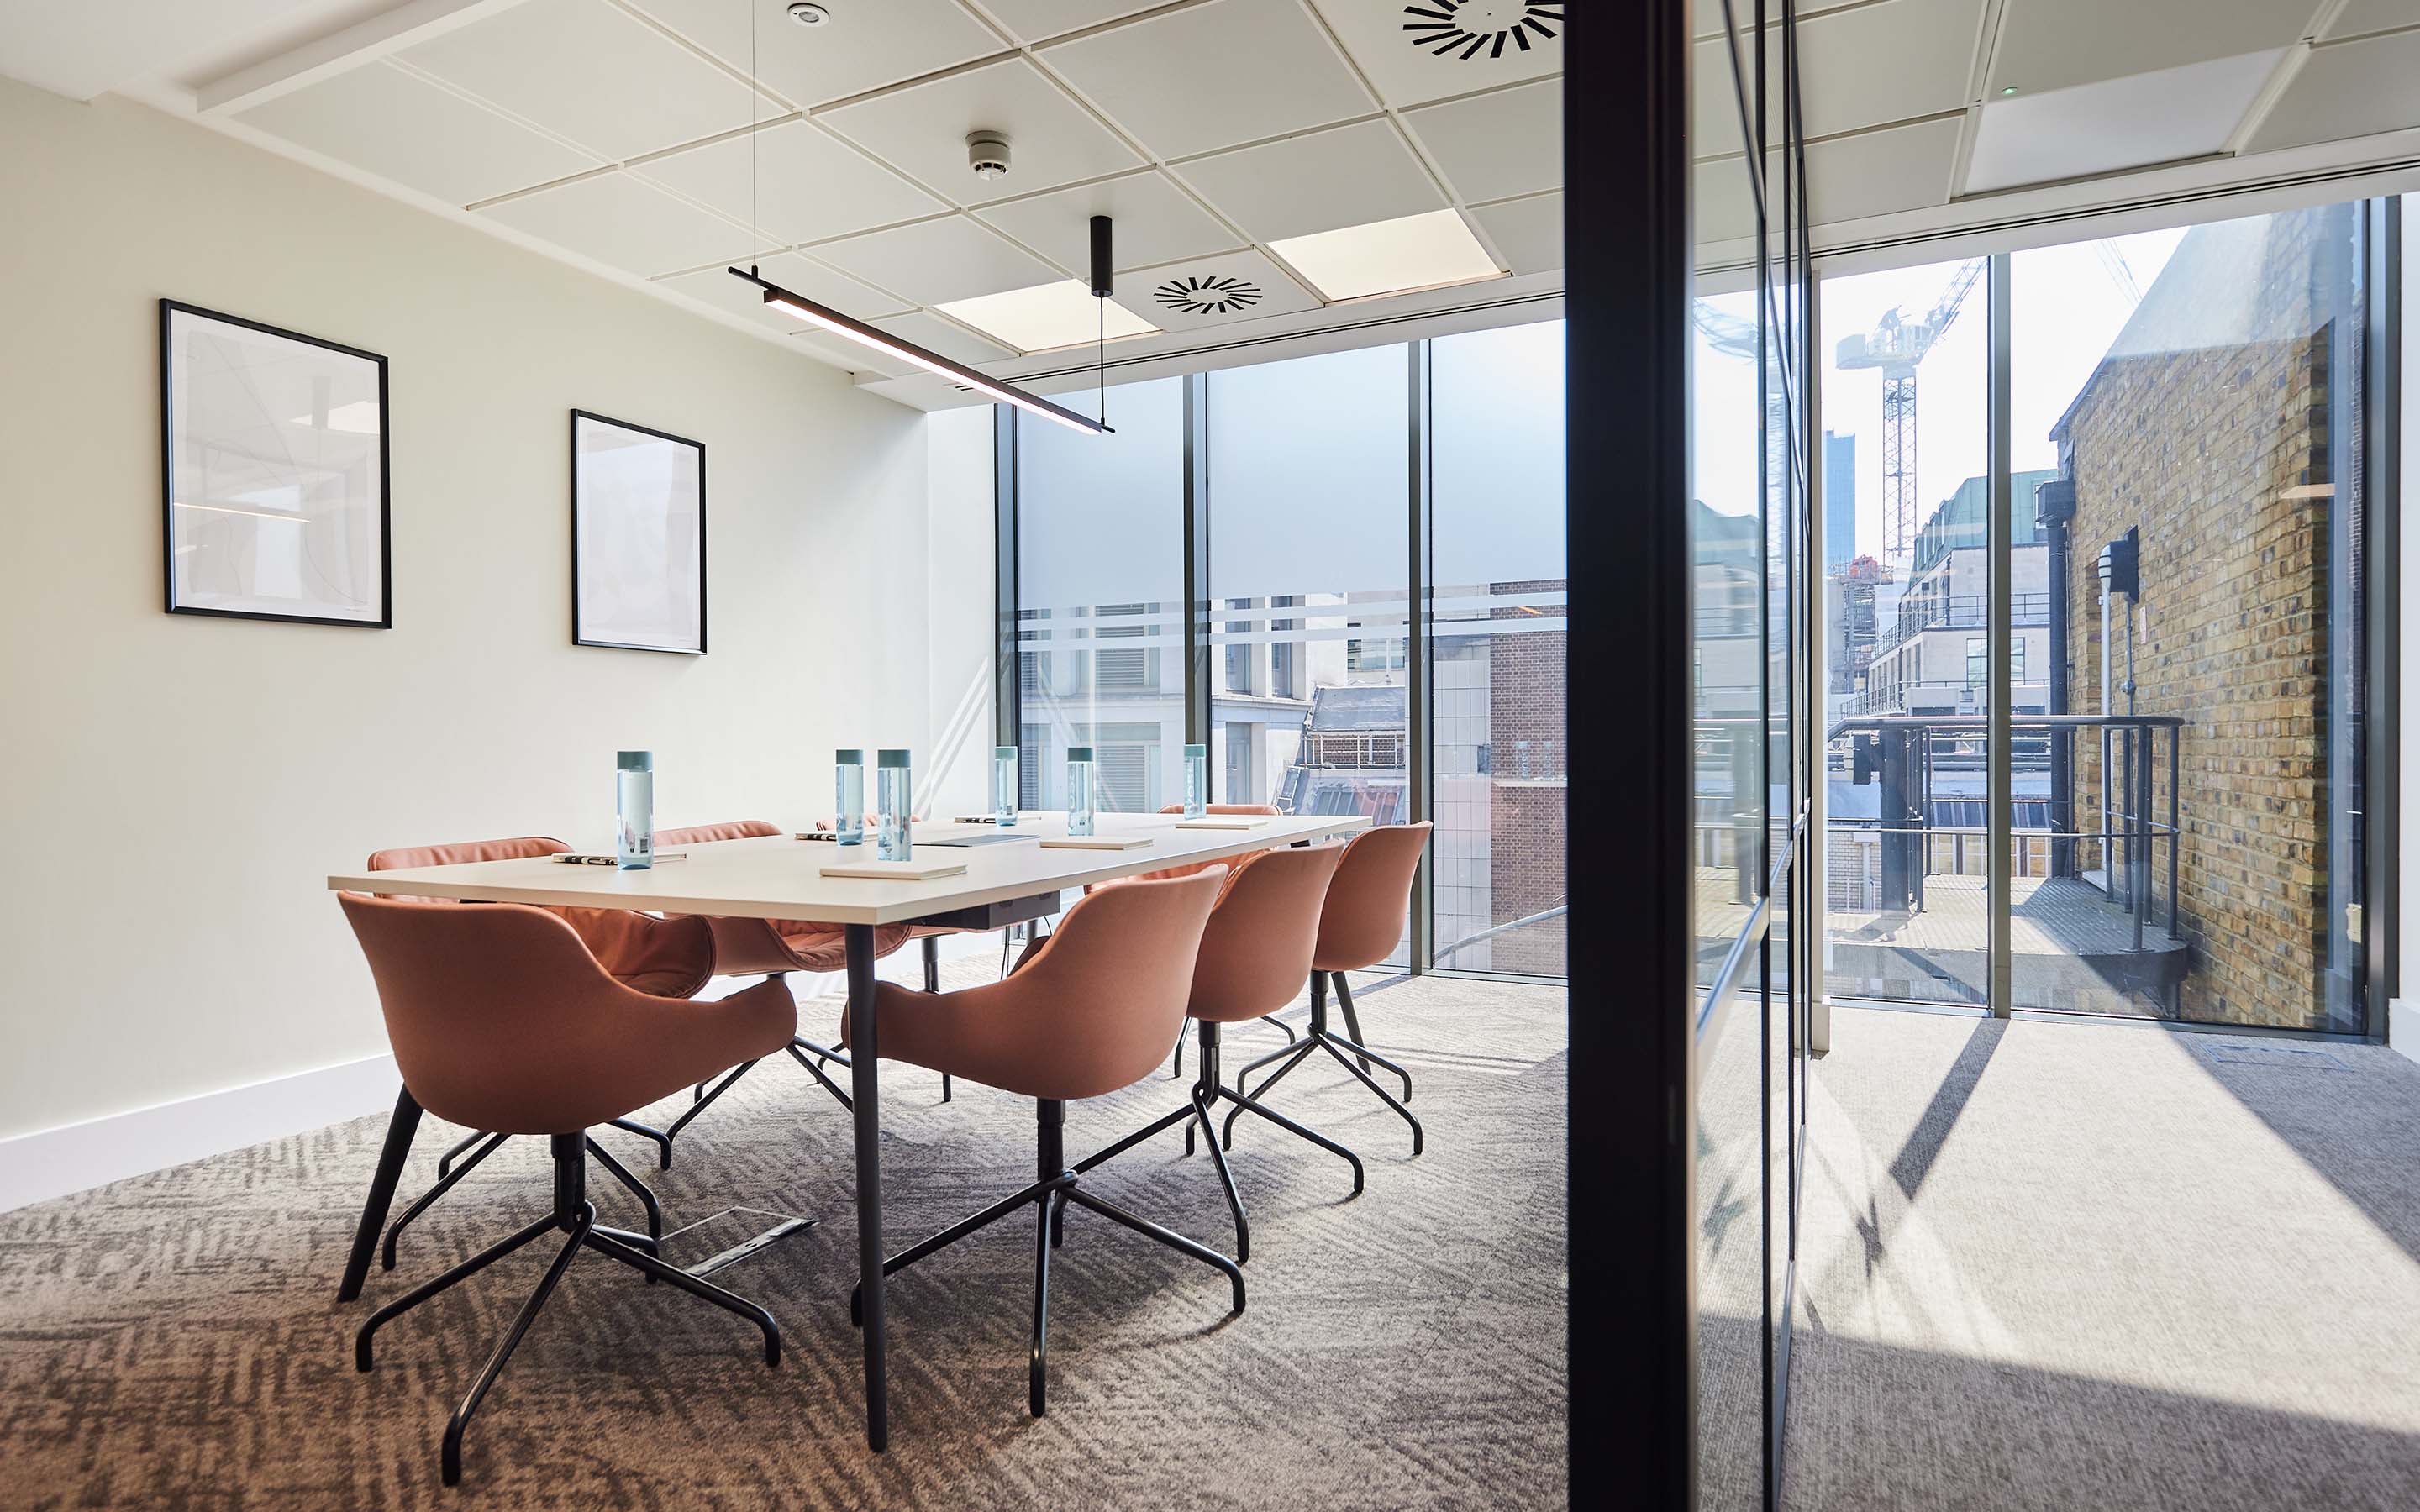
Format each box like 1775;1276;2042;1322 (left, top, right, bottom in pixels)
1818;200;2391;1035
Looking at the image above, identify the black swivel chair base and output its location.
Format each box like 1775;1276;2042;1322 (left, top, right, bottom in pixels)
1081;1021;1364;1264
355;1131;780;1488
381;1127;665;1275
850;1099;1244;1417
1226;971;1423;1157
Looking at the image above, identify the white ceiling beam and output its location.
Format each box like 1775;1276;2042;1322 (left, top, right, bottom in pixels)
195;0;534;117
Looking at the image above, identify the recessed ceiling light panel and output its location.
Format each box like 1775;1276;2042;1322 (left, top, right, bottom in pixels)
1268;208;1502;302
934;279;1158;354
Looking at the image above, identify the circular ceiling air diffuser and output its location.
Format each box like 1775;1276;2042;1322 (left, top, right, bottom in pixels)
1402;2;1562;60
1155;275;1264;317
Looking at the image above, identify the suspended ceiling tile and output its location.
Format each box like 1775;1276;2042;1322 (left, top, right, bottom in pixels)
2245;29;2420;153
974;171;1239;273
657;251;911;334
1692;31;1749;161
402;0;766;163
1966;50;2281;193
2323;0;2420;39
1039;0;1376;160
1793;0;1983;141
1985;0;2307;95
1310;0;1565;108
635;119;943;245
629;0;1002;108
872;311;1020;365
1469;191;1561;276
1691;0;1866;39
1804;116;1961;226
1113;249;1323;332
809;214;1060;305
478;171;754;276
1173;118;1443;244
1402;79;1562;204
982;0;1166;43
818;55;1141;202
1693;157;1757;245
236;60;597;207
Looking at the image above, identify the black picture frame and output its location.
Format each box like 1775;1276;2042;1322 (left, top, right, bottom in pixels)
570;409;708;656
160;299;392;628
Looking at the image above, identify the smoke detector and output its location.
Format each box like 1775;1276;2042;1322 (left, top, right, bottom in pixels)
968;131;1011;181
787;3;830;25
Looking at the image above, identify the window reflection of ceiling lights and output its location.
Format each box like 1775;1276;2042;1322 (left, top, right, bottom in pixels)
1268;208;1502;302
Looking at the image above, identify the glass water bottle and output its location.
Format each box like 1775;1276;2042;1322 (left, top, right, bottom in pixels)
876;750;913;861
616;751;655;870
992;746;1018;827
1065;746;1096;837
834;751;865;846
1181;743;1208;819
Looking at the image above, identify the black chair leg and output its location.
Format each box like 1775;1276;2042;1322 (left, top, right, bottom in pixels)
1329;974;1411;1099
583;1231;781;1364
784;1041;855;1111
356;1213;556;1369
1191;1089;1250;1262
382;1131;510;1271
1060;1187;1245;1315
435;1127;487;1181
606;1116;675;1171
1217;1084;1367;1193
440;1206;590;1487
663;1059;758;1152
1331;972;1372;1074
584;1135;663;1242
1313;1036;1425;1157
339;1088;423;1303
1029;1194;1053;1417
921;939;955;1105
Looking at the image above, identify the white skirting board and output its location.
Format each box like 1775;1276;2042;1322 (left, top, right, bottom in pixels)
0;932;1009;1215
2392;998;2420;1068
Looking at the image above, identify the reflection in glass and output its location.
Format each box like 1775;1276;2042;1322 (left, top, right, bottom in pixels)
1692;291;1768;991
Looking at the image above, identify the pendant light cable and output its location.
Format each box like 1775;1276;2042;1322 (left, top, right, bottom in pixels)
749;0;760;277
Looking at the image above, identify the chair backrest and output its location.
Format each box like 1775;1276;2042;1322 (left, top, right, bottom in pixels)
1158;804;1281;816
337;893;792;1135
368;835;566;879
1313;822;1434;973
883;869;1223;1101
655;819;781;846
1188;843;1347;1023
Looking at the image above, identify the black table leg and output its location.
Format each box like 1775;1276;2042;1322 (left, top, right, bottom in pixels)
846;922;887;1452
339;1085;423;1302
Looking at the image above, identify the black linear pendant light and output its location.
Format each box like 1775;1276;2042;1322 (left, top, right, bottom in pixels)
723;2;1109;434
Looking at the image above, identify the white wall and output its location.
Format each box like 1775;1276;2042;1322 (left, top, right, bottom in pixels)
0;81;991;1147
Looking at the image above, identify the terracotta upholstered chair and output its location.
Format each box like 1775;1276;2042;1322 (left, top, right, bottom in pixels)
646;821;918;1158
339;893;793;1487
844;869;1243;1418
1226;822;1432;1157
362;836;715;1272
1073;844;1362;1262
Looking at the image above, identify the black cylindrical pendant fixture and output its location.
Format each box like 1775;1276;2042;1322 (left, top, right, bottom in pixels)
1089;214;1113;298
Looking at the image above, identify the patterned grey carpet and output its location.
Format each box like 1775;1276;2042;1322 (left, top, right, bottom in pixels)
1787;1007;2420;1511
0;969;1566;1510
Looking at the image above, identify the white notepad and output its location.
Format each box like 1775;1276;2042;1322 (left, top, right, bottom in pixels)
1173;816;1269;831
1039;836;1155;851
819;858;970;880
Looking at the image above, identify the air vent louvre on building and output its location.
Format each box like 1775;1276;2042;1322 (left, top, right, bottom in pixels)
1155;275;1264;316
1402;2;1562;60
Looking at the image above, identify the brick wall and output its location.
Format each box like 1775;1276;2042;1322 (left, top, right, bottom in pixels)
2051;206;2352;1028
1487;578;1568;977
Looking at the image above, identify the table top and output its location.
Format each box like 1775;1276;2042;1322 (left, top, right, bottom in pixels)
327;811;1371;926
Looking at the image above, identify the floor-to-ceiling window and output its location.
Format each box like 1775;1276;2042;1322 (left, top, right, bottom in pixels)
1012;376;1185;814
1431;323;1567;979
1815;201;2385;1035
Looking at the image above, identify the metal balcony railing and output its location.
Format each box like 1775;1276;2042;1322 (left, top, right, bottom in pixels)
1868;591;2053;659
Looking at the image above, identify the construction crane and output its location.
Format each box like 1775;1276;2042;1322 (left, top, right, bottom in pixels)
1835;258;1984;565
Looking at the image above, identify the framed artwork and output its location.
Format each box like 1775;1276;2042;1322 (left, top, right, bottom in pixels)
571;410;707;655
160;300;391;627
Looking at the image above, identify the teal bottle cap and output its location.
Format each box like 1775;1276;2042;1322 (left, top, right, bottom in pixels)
835;749;864;764
1067;746;1094;763
995;746;1018;760
1184;743;1207;758
618;750;653;771
877;748;911;769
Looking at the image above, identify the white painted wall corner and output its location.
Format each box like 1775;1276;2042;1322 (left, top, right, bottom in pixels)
2391;998;2420;1068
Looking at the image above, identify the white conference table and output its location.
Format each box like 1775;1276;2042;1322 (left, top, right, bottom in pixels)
327;809;1370;1451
